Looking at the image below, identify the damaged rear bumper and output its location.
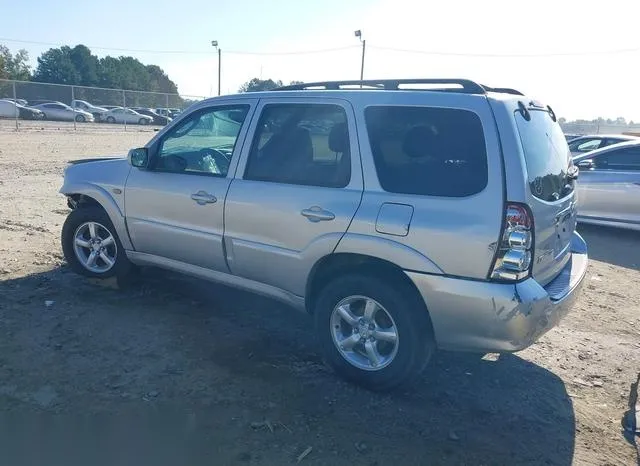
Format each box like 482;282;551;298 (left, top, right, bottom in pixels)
406;232;588;353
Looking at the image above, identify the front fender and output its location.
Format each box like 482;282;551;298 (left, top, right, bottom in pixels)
60;181;133;250
334;233;444;274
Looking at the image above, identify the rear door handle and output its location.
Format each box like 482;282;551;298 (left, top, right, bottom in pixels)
301;206;335;222
190;191;217;205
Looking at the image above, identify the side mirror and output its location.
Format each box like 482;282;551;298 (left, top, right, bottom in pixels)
577;159;594;169
128;147;149;168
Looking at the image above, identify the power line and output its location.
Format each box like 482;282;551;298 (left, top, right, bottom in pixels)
0;37;359;56
369;44;640;57
3;36;639;58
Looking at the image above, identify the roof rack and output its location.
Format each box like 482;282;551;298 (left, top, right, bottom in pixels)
275;79;487;94
480;85;524;96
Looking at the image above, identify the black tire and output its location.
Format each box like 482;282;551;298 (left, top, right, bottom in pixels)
75;114;86;122
106;116;115;124
139;118;148;125
41;113;48;120
314;274;435;391
61;206;132;280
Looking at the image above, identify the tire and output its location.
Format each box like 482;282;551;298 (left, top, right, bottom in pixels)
106;116;115;124
61;206;132;280
41;113;48;120
75;114;86;123
139;118;149;125
314;274;435;391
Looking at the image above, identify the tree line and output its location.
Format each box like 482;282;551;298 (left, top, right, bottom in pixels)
1;44;179;94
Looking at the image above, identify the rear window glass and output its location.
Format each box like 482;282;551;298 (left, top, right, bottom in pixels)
514;109;573;202
364;106;488;197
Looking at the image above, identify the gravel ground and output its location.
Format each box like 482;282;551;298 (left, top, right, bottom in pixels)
0;128;638;465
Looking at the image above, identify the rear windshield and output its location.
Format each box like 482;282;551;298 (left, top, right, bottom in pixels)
514;109;573;202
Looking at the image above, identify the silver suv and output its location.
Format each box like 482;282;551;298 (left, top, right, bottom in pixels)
59;79;588;391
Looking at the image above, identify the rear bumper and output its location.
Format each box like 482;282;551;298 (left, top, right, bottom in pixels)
406;232;588;353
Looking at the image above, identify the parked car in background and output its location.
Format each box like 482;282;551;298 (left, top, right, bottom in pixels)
131;107;172;125
568;134;638;156
71;100;108;122
59;78;588;391
0;100;44;120
573;139;640;230
102;107;153;125
101;105;121;110
28;99;60;106
564;133;581;141
31;102;95;122
2;98;29;106
155;107;181;119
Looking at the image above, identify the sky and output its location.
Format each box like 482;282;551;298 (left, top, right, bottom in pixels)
2;0;640;121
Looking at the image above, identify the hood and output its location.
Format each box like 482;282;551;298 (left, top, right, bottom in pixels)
67;155;126;165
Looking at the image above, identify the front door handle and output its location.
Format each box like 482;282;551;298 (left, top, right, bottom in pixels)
191;191;217;205
301;206;335;222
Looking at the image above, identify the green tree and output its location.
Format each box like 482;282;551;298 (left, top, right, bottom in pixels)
69;45;99;86
33;46;79;84
0;45;31;80
34;44;180;94
239;78;283;92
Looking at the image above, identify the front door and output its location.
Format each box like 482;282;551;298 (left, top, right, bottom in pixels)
125;101;256;271
578;145;640;225
224;99;363;296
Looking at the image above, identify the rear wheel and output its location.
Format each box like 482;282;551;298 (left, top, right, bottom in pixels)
61;206;132;279
314;274;435;391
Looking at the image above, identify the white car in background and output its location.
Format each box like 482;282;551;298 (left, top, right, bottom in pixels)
0;100;44;120
568;134;638;156
102;107;153;125
71;100;108;121
31;102;94;122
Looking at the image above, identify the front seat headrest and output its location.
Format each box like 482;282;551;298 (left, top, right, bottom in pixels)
328;122;349;153
402;125;439;159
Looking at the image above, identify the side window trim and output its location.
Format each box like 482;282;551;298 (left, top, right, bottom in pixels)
234;97;362;190
146;100;257;178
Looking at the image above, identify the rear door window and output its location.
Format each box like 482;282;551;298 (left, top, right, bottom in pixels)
514;109;573;202
364;106;488;197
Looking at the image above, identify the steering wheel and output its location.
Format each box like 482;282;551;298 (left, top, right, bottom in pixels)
198;148;231;175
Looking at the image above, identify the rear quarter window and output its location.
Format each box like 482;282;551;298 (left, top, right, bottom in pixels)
364;106;488;197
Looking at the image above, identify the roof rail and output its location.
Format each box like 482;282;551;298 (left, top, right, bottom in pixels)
480;85;524;96
275;79;487;94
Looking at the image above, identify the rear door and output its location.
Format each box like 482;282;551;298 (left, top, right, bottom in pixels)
513;107;577;286
224;98;363;296
577;145;640;226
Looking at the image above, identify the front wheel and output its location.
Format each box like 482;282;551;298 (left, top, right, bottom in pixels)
139;118;148;125
314;274;435;391
106;116;116;124
75;114;86;122
61;206;132;279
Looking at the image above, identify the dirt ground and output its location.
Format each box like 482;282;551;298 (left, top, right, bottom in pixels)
0;126;638;466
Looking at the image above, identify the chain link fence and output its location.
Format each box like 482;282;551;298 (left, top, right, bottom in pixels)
560;122;640;137
0;79;206;131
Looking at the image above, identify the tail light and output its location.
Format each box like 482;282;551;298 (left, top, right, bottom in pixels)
490;203;533;281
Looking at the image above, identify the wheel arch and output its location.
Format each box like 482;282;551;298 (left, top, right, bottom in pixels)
305;252;430;317
62;183;133;250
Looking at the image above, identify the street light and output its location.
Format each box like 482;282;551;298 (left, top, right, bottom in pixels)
354;30;366;83
211;40;221;96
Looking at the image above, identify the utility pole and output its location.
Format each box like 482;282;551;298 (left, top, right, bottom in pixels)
212;40;221;96
355;30;365;83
